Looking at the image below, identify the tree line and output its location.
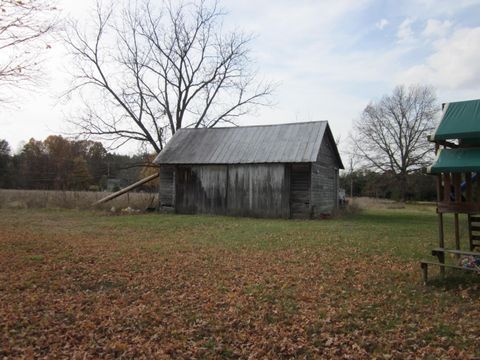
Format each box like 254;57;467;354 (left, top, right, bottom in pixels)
339;169;436;202
0;136;153;191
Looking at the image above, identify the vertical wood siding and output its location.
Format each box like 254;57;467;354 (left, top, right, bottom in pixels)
311;135;339;216
175;165;227;214
316;134;338;167
168;164;289;218
290;164;311;218
227;164;289;218
159;166;175;207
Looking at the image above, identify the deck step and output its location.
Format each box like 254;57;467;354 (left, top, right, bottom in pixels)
431;248;480;257
420;260;469;270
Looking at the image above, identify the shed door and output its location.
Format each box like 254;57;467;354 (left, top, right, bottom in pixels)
175;166;196;214
290;164;311;218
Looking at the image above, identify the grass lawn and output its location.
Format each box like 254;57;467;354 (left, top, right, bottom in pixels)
1;206;479;358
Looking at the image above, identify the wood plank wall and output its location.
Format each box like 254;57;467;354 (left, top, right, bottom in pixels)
167;164;289;218
175;165;227;215
159;166;175;207
290;164;311;218
159;156;339;218
311;135;339;217
227;164;289;218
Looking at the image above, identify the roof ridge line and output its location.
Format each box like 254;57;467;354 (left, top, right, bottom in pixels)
180;120;328;131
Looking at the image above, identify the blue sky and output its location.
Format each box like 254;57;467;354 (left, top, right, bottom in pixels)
3;0;480;154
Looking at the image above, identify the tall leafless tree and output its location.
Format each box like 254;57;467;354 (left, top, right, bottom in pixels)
351;85;438;200
0;0;57;102
64;0;274;153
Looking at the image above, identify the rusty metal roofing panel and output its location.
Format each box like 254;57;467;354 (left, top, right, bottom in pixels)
153;121;335;165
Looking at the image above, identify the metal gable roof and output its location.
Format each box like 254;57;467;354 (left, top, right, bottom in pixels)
153;121;339;165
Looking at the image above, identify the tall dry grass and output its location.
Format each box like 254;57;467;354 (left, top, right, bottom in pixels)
0;189;158;211
349;196;403;210
348;197;436;212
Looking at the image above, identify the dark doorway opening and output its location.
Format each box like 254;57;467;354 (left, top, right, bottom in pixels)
290;164;311;218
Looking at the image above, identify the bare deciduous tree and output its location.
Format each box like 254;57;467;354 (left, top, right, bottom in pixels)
0;0;57;101
64;0;274;153
351;85;438;199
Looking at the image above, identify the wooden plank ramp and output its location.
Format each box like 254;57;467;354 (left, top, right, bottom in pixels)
93;173;159;206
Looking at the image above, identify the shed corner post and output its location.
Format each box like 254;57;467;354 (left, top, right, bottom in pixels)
284;163;292;219
173;165;179;214
225;164;230;215
309;163;314;219
157;167;162;209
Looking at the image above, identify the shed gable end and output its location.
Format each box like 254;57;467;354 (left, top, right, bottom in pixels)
316;128;341;168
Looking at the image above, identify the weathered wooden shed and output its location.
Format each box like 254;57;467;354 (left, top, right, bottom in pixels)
153;121;344;219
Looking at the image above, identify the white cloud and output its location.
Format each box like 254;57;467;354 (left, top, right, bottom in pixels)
422;19;453;38
397;18;415;42
376;18;389;30
399;26;480;90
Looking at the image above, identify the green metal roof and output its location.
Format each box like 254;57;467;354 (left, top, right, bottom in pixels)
433;99;480;141
428;148;480;174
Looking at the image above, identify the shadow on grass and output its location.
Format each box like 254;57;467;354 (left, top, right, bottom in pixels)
426;271;480;290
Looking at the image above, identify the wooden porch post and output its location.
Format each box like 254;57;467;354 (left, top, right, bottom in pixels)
454;213;460;250
435;142;445;279
453;173;461;251
436;173;445;280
